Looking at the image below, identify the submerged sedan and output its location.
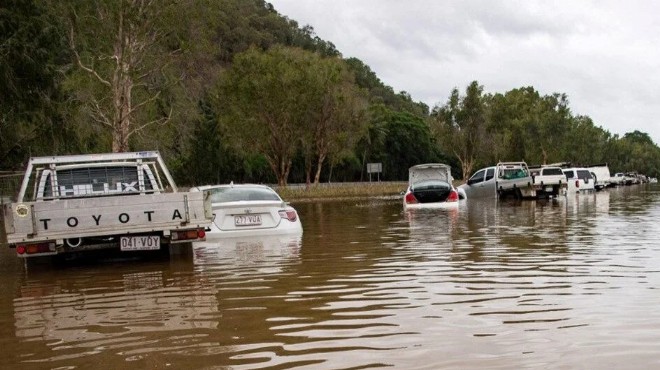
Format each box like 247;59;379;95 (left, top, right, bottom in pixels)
190;183;302;236
403;163;462;209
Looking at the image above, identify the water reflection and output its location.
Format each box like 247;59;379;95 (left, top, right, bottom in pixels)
12;257;222;366
194;234;302;268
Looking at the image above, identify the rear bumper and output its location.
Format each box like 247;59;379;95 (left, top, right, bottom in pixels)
205;221;303;238
403;201;459;209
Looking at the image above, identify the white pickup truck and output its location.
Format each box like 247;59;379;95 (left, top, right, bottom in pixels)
528;166;568;197
495;162;536;198
460;161;553;199
0;151;212;258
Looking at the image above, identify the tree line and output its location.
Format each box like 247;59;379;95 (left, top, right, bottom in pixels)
2;0;659;187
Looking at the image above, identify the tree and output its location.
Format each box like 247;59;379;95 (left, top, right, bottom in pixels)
432;81;488;179
378;109;438;180
301;57;368;185
623;130;655;146
0;0;69;168
214;46;319;186
65;0;179;152
356;104;388;181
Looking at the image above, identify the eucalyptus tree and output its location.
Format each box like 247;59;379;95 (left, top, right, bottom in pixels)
300;56;368;185
63;0;182;152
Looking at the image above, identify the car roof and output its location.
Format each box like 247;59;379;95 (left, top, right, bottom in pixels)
190;183;275;191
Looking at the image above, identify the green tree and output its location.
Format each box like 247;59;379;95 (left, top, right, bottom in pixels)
378;109;438;180
356;104;389;181
213;46;339;186
432;81;487;179
300;57;368;185
0;0;70;168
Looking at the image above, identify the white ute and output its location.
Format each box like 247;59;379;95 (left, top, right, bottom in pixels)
528;166;568;197
495;162;536;199
0;151;213;258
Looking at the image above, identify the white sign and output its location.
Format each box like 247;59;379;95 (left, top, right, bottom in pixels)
367;163;382;174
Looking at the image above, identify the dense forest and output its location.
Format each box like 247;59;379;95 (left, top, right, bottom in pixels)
2;0;660;186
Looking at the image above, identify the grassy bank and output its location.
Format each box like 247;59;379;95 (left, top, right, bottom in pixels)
275;182;407;202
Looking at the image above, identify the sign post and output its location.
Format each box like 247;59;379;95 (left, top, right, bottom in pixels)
367;163;382;182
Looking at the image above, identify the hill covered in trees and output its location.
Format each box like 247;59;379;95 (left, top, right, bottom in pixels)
2;0;659;184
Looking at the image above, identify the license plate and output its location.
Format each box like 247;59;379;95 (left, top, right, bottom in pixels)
120;235;160;251
545;186;553;192
235;214;262;226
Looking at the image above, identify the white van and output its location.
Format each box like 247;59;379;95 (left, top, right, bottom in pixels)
563;168;595;193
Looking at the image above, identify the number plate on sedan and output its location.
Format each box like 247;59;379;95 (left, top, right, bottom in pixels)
234;215;262;226
120;235;160;251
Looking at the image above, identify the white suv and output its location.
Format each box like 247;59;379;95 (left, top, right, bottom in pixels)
563;168;595;193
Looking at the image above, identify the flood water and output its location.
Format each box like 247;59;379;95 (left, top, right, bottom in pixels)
2;185;660;369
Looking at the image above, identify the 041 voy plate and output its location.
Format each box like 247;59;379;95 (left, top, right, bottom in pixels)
120;235;160;251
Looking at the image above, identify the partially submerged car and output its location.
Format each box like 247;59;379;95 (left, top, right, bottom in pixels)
458;161;537;199
190;183;302;236
457;166;496;199
563;168;595;193
403;163;461;209
529;165;568;197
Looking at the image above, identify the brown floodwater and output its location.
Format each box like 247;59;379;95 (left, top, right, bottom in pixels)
2;185;660;369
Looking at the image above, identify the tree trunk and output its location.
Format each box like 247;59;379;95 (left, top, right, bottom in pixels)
313;150;327;184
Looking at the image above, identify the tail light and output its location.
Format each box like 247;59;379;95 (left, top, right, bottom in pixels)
404;192;418;204
171;228;206;241
16;242;55;255
447;190;459;202
575;180;580;188
279;209;298;222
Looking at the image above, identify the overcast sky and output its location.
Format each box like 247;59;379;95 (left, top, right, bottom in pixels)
268;0;660;145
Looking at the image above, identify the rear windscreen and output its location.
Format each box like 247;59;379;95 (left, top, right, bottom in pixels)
576;170;593;180
54;166;142;197
542;168;564;176
208;187;281;203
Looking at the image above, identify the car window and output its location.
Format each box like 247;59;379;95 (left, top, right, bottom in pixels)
54;165;140;197
542;168;563;176
564;170;575;179
208;186;281;203
485;168;495;181
469;169;485;184
501;168;527;179
576;170;592;180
